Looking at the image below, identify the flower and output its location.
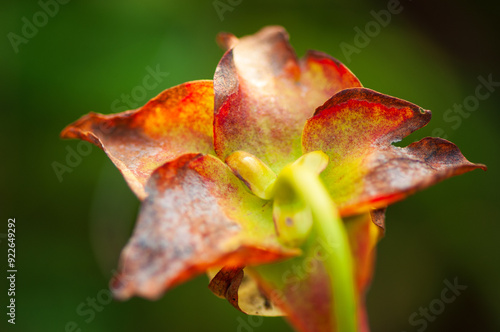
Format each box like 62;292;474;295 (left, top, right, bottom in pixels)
61;26;486;332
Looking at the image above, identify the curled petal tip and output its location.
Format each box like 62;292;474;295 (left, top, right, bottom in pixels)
110;271;133;301
216;32;239;50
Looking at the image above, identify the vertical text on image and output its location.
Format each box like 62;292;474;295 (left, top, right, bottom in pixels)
6;218;17;325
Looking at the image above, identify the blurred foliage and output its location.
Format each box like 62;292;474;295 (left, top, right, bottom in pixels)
1;0;498;331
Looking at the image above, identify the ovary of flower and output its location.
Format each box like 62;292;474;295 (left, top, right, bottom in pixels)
225;150;331;247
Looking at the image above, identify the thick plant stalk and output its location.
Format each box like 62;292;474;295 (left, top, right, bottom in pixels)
277;164;357;332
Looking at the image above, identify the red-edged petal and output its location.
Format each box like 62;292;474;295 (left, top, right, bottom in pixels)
344;213;382;324
61;80;215;200
247;213;381;332
214;26;361;173
111;154;299;300
302;88;486;216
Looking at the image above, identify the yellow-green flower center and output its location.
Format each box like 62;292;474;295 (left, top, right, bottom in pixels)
225;150;329;247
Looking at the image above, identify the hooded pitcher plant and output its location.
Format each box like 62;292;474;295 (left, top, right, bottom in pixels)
61;26;486;332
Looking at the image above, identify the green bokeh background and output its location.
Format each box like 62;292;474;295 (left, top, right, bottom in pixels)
2;0;499;331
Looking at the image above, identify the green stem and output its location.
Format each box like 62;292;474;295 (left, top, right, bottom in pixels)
279;165;357;332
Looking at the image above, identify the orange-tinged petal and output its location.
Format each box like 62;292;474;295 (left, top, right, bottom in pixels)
214;26;361;173
300;50;362;106
216;31;239;50
111;153;299;300
247;213;380;332
249;240;336;332
61;80;215;200
302;88;486;216
345;213;382;301
345;213;382;332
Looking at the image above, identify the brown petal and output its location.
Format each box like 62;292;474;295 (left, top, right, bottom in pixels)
247;213;381;332
61;80;215;200
370;208;387;233
208;267;284;316
303;88;486;216
214;26;361;173
111;154;299;300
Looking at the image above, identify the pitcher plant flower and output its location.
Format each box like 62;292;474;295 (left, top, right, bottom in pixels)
61;26;486;332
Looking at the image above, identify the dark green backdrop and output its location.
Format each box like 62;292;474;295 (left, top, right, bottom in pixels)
2;0;499;331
